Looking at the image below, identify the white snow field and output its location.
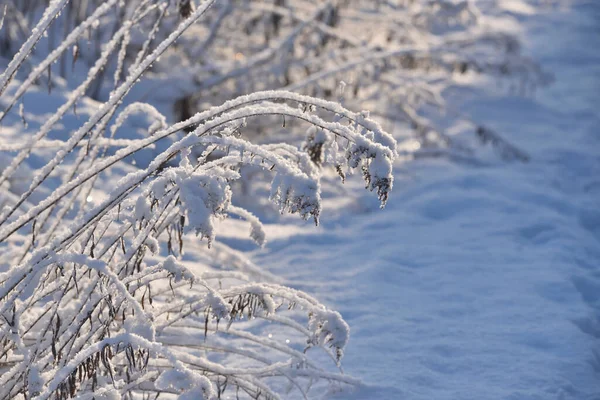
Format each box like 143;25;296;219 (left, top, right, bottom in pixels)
237;2;600;399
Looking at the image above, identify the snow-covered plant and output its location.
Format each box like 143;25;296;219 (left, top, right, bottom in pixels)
0;1;397;398
0;0;551;398
147;0;547;162
1;0;545;165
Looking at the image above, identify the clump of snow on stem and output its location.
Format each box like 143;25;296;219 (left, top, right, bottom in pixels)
27;364;43;396
134;195;152;221
307;309;350;363
155;368;216;400
164;166;234;247
162;255;195;283
124;314;156;342
303;126;333;167
205;290;231;320
228;206;266;247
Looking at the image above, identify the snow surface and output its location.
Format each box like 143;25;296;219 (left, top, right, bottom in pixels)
226;2;600;399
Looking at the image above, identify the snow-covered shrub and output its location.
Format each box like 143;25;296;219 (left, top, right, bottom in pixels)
0;1;396;398
147;0;548;162
1;0;546;164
